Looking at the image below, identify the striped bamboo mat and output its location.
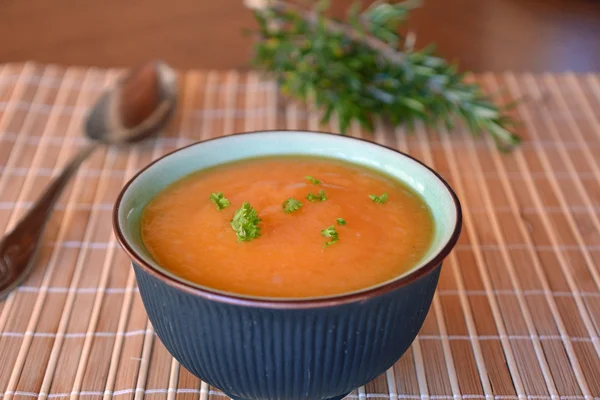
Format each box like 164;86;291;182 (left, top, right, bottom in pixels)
1;62;600;400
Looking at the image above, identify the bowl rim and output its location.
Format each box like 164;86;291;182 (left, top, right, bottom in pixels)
113;130;462;309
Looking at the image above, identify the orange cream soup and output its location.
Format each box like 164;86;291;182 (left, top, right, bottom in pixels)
141;156;435;298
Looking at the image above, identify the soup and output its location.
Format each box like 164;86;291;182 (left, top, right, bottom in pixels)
141;156;435;298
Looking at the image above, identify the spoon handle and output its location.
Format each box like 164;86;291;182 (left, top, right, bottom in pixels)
0;143;97;298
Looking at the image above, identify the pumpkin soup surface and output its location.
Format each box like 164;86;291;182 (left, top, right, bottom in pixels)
141;156;435;298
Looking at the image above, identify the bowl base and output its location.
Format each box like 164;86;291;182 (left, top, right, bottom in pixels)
327;394;352;400
226;393;351;400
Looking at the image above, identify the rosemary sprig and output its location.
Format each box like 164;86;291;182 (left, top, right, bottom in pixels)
245;0;521;151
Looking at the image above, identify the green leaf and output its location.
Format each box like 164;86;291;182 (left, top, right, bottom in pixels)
209;192;230;211
369;192;388;204
321;103;335;125
282;198;303;214
398;97;425;112
315;0;331;13
305;175;321;184
306;189;328;202
230;202;262;242
487;121;521;151
347;2;363;30
321;224;339;247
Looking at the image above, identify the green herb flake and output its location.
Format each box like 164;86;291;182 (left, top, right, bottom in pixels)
305;175;321;185
230;202;262;242
321;224;339;247
209;192;230;211
306;189;328;202
283;198;303;214
336;218;347;225
369;192;389;204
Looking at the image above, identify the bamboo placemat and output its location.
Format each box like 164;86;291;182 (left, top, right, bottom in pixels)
1;62;600;400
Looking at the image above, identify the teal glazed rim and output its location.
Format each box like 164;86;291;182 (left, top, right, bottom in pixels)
113;130;462;309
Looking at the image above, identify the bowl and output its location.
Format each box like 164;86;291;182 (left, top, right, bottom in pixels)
113;130;462;400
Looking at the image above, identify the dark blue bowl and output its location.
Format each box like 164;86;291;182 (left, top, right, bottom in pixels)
114;131;462;400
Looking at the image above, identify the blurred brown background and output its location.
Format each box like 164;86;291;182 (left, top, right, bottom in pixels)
0;0;599;72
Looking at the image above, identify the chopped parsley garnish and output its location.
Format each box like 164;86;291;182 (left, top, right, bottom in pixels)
305;175;321;185
209;192;230;210
369;192;388;204
230;202;261;242
336;218;347;225
283;198;303;214
321;225;339;247
306;189;328;202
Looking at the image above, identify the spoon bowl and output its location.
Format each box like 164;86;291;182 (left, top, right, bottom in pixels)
85;61;178;145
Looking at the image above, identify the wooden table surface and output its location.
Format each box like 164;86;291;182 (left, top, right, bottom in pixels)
1;64;600;400
0;0;599;72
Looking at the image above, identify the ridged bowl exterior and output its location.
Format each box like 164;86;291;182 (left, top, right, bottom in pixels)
133;262;442;400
